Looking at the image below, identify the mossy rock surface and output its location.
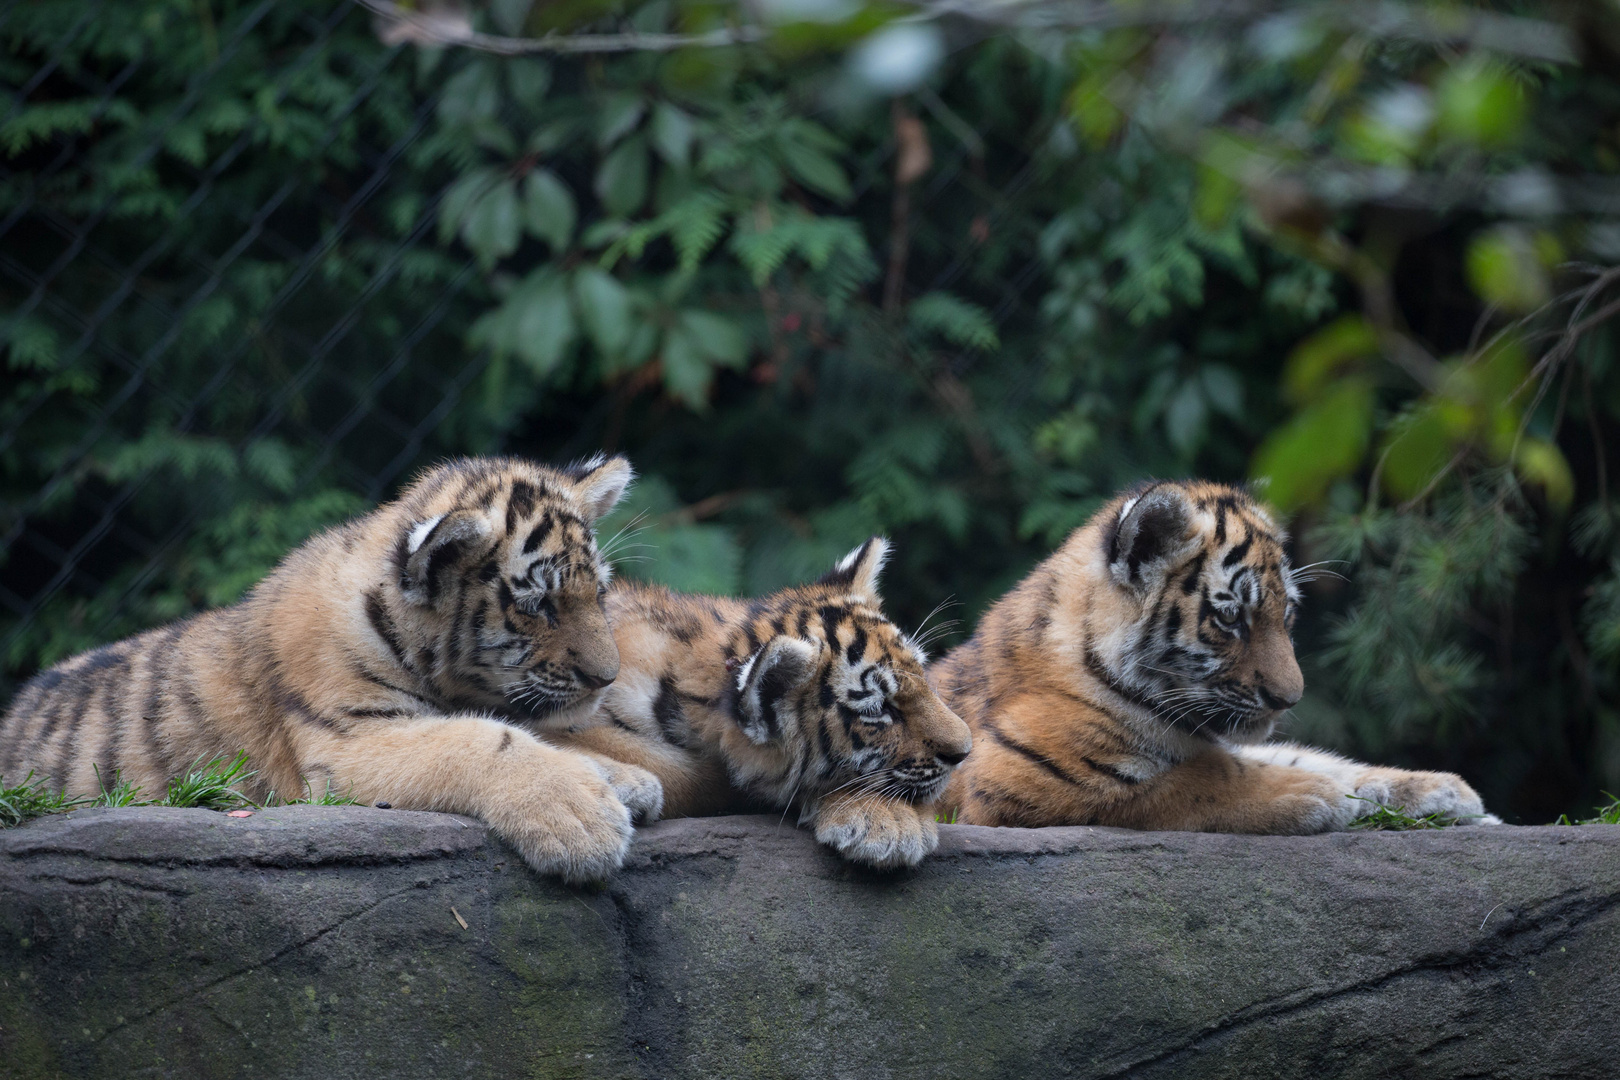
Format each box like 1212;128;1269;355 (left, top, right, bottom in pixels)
2;807;1616;1079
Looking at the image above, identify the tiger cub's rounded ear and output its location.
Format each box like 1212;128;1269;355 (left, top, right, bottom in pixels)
568;454;635;523
1107;486;1197;590
817;537;891;604
401;509;493;605
735;636;820;744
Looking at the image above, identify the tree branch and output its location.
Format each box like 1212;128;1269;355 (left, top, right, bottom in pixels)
924;0;1575;63
359;0;1575;63
357;0;766;53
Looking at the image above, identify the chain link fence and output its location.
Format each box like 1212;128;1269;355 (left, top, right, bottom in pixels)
1;3;496;694
0;0;1061;699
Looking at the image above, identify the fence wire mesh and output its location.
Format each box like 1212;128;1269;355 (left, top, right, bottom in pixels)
0;0;1052;699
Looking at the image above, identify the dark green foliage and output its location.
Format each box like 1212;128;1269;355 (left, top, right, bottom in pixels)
2;0;1619;823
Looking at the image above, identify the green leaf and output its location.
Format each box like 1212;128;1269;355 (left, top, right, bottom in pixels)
491;0;535;35
505;58;551;111
669;193;728;270
658;311;747;407
1193;162;1241;228
438;168;499;245
469;269;578;377
778;136;852;202
1165;377;1207;457
459;177;522;268
1251;379;1375;512
1466;226;1559;314
651;102;696;168
437;62;501;128
1515;437;1575;511
1068;72;1126;147
3;315;61;371
661;324;714;407
596;135;649;218
1283;315;1380;404
678;310;749;366
597;94;646;148
573;267;634;356
1201;364;1244;419
1;101;99;158
243;438;297;494
522;169;576;251
907;292;998;351
1379;401;1455;501
1436;59;1527;149
730;218;798;286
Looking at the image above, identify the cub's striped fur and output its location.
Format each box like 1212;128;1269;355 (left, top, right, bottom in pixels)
0;455;667;882
935;480;1498;832
550;538;975;868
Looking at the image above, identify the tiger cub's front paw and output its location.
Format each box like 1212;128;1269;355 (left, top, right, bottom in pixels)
1353;768;1496;823
812;796;938;869
490;755;635;884
587;755;665;824
1271;774;1358;834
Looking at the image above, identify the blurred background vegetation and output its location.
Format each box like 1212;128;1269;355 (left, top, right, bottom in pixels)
3;0;1619;821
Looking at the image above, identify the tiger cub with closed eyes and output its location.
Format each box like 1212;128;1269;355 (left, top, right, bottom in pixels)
934;480;1499;833
550;538;975;868
0;455;664;882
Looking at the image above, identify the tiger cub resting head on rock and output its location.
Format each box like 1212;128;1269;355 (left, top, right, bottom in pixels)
0;455;666;882
550;538;975;868
933;479;1499;833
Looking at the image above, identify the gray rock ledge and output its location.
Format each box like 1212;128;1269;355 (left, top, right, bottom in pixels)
2;807;1616;1079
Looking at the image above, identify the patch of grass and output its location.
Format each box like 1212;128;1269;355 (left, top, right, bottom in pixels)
274;778;361;806
0;773;88;828
934;807;960;824
1555;793;1620;826
1348;803;1455;831
162;751;256;810
92;765;151;807
1346;792;1511;830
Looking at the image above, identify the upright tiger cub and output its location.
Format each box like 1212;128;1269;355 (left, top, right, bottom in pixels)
549;538;976;868
0;455;666;882
934;480;1499;832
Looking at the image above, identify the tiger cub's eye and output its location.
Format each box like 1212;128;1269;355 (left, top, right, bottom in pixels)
854;700;893;724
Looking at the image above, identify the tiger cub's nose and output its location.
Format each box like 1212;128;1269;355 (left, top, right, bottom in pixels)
936;742;971;767
574;667;616;690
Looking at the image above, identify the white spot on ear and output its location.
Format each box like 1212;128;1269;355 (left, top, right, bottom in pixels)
734;651;759;693
833;537;891;603
407;514;445;554
573;455;635;523
1118;496;1141;521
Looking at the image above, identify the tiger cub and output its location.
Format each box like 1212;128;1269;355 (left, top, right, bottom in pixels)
934;480;1498;833
0;455;666;883
549;538;975;868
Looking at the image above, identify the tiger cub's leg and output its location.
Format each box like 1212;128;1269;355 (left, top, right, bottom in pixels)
551;724;730;819
804;793;938;870
573;751;665;825
308;716;642;883
1230;742;1500;824
1105;748;1365;834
